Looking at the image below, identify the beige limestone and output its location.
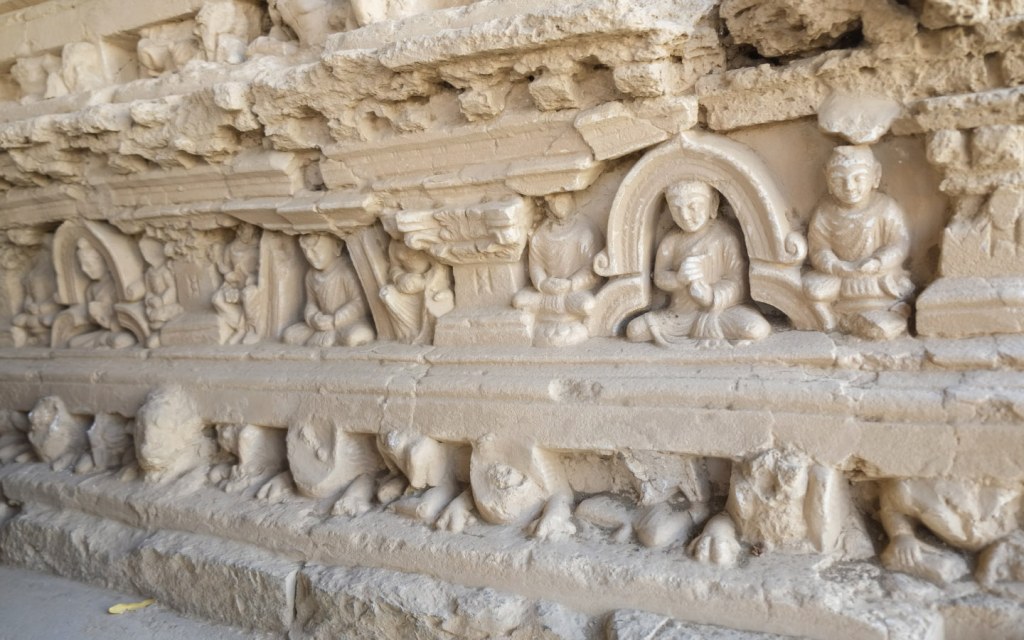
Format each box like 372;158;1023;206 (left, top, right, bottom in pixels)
0;0;1023;637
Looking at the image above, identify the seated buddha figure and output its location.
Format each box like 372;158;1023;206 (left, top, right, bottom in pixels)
804;145;914;340
627;180;770;346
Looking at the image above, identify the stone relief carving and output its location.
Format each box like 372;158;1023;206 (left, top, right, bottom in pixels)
9;54;64;102
137;20;203;77
880;476;1024;590
804;146;914;340
5;228;57;348
210;422;288;495
268;0;343;48
690;448;871;567
52;236;142;349
139;237;184;348
626;180;770;346
131;385;218;486
349;0;476;26
3;0;1024;636
194;0;264;65
513;193;604;347
82;412;135;474
24;395;90;472
0;410;30;464
283;233;375;347
377;429;476;533
212;222;263;345
379;227;454;345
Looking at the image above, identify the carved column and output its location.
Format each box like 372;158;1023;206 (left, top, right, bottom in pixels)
388;198;534;346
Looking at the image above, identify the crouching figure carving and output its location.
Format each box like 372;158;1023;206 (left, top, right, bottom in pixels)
470;434;576;540
372;430;477;533
690;448;871;566
23;396;90;472
627;181;770;346
880;476;1024;595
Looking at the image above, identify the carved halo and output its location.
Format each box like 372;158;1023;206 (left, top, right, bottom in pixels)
52;220;144;306
589;131;820;334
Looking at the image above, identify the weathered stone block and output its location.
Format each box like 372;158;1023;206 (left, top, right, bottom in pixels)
0;505;142;595
132;531;299;633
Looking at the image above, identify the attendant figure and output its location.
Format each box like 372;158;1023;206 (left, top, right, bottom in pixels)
627;181;770;345
380;237;452;345
141;238;183;348
283;233;374;347
513;193;603;347
10;229;58;347
804;146;914;340
213;223;261;345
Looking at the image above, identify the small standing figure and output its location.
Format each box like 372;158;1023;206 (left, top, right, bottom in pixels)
283;233;374;348
213;223;262;345
804;146;914;340
66;239;137;349
627;181;770;345
513;193;604;347
140;238;183;348
379;236;453;345
270;0;338;47
194;0;262;65
10;228;58;348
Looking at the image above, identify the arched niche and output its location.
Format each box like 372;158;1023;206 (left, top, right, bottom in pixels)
53;220;144;308
589;131;820;334
51;219;147;346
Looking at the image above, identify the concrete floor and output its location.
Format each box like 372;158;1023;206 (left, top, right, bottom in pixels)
0;565;275;640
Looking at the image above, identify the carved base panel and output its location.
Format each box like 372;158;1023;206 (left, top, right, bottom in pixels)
0;335;1023;638
433;309;534;347
917;277;1024;338
0;464;995;640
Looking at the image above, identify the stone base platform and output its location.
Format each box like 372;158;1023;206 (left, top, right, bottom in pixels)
2;464;1021;640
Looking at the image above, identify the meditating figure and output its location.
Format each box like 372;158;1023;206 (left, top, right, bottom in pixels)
65;239;137;349
513;193;603;347
627;181;770;346
283;233;374;347
213;223;261;345
804;145;913;340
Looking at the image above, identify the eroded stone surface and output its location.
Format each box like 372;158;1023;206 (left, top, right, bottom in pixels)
0;0;1023;637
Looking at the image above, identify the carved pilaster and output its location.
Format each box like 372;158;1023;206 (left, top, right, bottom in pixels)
914;88;1024;337
388;198;534;346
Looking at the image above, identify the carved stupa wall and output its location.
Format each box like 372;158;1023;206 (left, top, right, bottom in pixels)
1;1;1023;638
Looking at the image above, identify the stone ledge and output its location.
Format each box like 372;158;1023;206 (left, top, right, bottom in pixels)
1;338;1023;480
0;465;952;639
